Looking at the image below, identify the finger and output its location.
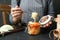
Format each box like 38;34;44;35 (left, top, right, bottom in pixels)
16;16;21;19
45;23;49;27
15;6;19;8
42;25;47;28
11;8;22;12
12;13;18;17
12;13;21;17
40;25;43;27
11;8;20;11
11;9;22;12
12;11;23;14
43;25;46;28
14;11;23;14
11;9;23;15
11;11;23;16
48;21;52;24
40;26;42;27
11;12;17;16
12;18;17;22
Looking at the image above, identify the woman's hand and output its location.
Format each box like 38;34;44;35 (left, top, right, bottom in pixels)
40;15;54;28
11;6;23;23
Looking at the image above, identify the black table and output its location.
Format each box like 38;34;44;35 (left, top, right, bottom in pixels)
0;30;54;40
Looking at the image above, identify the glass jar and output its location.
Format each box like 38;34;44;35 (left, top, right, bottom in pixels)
27;21;40;35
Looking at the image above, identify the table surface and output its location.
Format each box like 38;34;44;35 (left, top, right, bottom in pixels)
0;30;54;40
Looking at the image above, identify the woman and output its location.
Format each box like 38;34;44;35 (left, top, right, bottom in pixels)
10;0;56;33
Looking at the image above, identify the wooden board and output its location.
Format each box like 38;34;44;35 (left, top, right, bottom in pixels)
0;27;24;35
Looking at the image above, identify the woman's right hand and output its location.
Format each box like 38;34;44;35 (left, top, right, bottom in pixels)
11;6;23;23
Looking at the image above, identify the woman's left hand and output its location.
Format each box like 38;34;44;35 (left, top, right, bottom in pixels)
40;16;53;28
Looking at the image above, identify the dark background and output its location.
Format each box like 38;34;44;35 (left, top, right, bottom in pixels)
53;0;60;14
0;0;60;26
